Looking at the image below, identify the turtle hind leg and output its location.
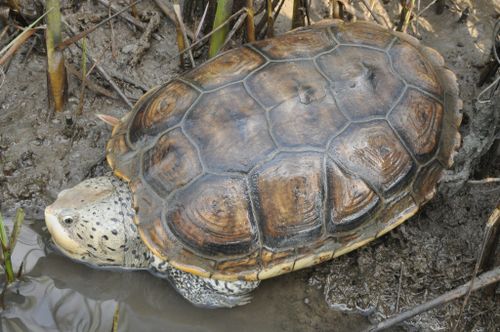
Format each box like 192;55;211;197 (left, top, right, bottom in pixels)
160;265;260;308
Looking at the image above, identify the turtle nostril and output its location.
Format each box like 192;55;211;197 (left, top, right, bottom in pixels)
63;217;74;225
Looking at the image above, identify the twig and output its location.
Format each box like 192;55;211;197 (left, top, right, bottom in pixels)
0;26;10;44
97;0;161;41
397;0;415;33
153;0;195;40
416;0;438;17
63;21;133;108
413;0;420;36
108;4;117;59
255;0;279;38
359;0;392;29
477;76;500;103
66;62;115;99
395;262;404;313
0;27;35;66
467;178;500;185
267;0;274;37
58;0;143;51
367;266;500;331
221;12;248;50
0;66;4;90
194;2;210;40
167;8;248;62
478;205;500;291
453;203;500;330
107;68;149;92
172;2;195;67
78;37;88;115
273;0;286;25
0;8;50;58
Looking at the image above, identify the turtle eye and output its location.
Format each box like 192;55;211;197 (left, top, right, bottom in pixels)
62;216;74;225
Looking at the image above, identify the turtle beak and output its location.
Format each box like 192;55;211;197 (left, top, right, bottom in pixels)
45;205;83;256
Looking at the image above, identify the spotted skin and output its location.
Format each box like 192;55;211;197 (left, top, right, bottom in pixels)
151;255;259;308
45;176;259;308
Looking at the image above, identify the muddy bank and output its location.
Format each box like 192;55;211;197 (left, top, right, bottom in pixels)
0;0;499;331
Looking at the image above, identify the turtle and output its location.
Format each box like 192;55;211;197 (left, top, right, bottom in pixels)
44;20;462;308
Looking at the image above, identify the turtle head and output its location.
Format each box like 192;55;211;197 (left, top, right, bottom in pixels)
45;176;150;269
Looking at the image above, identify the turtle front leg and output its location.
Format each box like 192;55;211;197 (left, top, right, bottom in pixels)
151;262;259;308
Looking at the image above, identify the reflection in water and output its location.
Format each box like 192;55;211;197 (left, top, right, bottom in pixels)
0;221;369;332
2;276;117;332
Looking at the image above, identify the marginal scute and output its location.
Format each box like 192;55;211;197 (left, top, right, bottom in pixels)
185;47;265;90
389;89;444;162
261;248;295;268
328;121;414;195
184;84;275;172
250;153;324;249
166;175;257;257
375;194;418;237
437;90;462;168
269;93;348;148
216;251;259;276
317;46;405;120
252;29;335;59
389;40;442;96
256;260;295;280
246;61;329;108
142;128;202;196
293;250;333;271
412;161;444;204
106;133;138;180
129;80;199;145
326;159;379;232
330;21;394;49
421;46;445;67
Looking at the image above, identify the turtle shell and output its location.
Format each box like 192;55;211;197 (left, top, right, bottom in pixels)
106;20;461;281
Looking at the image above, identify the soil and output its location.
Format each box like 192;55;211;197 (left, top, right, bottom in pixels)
0;0;499;331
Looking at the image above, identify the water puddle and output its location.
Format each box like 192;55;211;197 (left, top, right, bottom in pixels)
1;220;370;331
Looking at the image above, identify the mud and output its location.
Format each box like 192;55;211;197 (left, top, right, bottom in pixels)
0;0;499;331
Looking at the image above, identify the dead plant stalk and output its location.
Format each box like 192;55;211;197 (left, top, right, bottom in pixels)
397;0;415;33
246;0;255;42
368;266;500;331
46;0;67;112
